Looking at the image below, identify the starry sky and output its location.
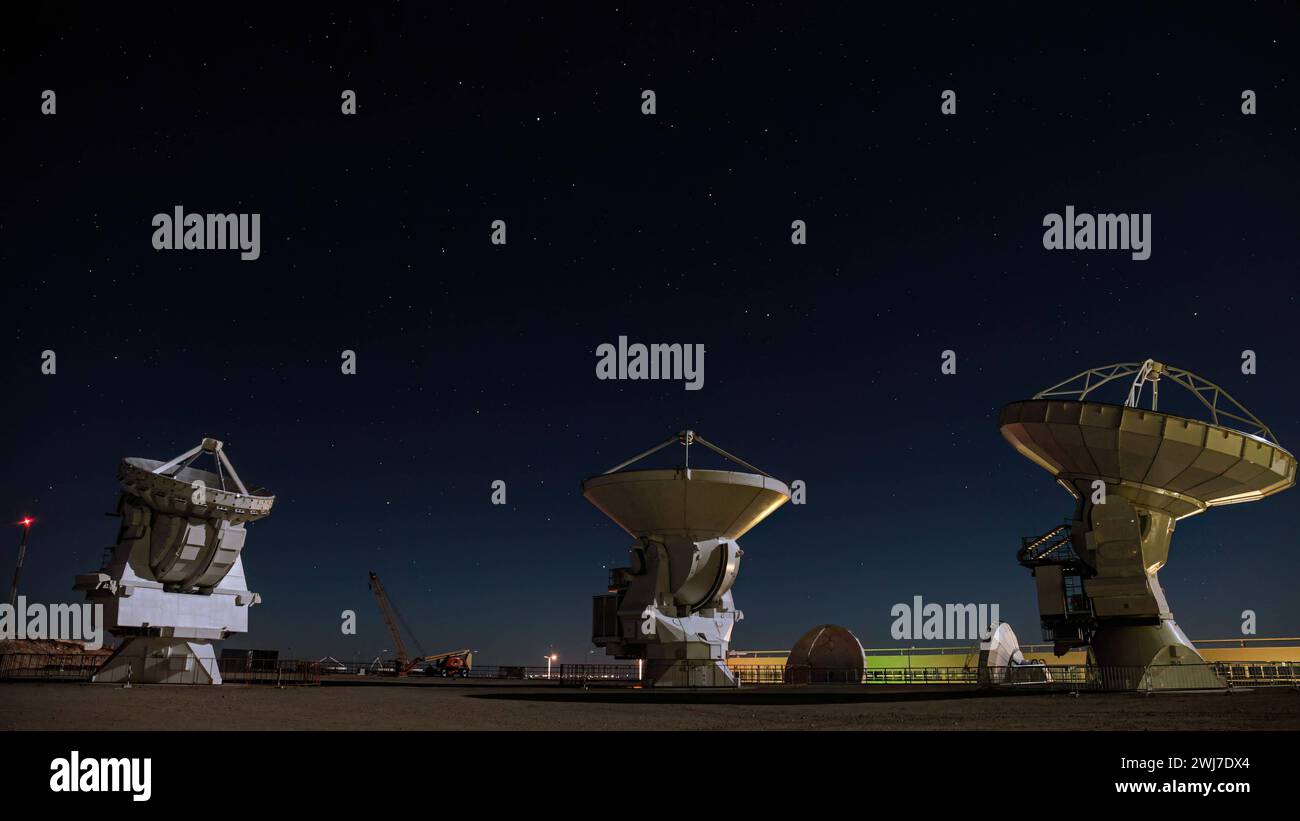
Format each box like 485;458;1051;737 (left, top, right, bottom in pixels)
2;4;1297;665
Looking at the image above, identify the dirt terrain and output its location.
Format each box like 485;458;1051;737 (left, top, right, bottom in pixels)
2;681;1298;730
0;639;111;656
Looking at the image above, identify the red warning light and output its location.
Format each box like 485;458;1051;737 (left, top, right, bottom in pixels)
19;517;33;527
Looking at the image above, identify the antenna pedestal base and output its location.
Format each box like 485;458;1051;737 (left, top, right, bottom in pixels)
94;637;221;685
593;535;746;687
636;606;741;687
1022;494;1227;690
1090;621;1225;690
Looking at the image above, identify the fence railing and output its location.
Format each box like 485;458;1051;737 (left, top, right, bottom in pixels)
732;664;979;686
317;661;643;681
0;653;320;685
0;652;107;681
737;660;1300;690
1214;662;1300;686
220;659;320;686
5;652;1298;691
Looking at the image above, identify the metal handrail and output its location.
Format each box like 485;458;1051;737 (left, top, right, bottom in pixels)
5;652;1297;691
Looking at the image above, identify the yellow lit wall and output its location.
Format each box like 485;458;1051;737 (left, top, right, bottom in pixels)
728;639;1300;674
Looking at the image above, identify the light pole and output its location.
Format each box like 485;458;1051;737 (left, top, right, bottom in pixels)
545;652;557;679
9;517;33;608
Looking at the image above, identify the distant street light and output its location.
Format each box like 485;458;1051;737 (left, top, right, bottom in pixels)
9;516;34;608
545;652;558;679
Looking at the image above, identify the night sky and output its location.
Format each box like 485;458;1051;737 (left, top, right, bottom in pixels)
2;4;1297;665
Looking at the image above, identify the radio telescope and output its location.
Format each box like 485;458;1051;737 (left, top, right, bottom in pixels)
1001;360;1295;689
587;431;789;687
976;623;1050;686
74;438;275;684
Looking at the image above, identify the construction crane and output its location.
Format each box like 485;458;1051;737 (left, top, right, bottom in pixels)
367;571;472;677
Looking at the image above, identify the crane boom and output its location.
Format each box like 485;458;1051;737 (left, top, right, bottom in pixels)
367;571;472;677
368;571;409;671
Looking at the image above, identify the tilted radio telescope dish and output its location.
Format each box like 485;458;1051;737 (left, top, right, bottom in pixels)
1000;359;1295;690
976;623;1049;686
1005;359;1293;516
75;438;276;684
981;623;1026;671
587;431;789;687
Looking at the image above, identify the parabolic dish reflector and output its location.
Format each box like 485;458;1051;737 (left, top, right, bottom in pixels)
582;468;789;540
1000;400;1295;518
120;457;275;524
980;622;1027;670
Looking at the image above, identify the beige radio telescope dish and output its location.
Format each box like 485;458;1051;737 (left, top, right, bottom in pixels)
582;469;789;542
1003;359;1293;518
1001;360;1295;689
976;623;1050;686
587;431;790;687
75;438;276;685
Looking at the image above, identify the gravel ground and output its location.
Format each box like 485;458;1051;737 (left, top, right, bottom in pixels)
3;681;1298;730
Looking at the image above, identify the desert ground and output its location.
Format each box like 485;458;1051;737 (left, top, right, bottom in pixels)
2;680;1298;730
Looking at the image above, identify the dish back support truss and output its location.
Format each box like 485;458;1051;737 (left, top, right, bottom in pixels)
1032;359;1278;444
599;429;775;477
